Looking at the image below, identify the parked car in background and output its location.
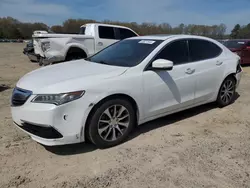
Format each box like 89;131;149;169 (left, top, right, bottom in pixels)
217;39;229;45
32;23;138;66
11;35;242;148
224;39;250;65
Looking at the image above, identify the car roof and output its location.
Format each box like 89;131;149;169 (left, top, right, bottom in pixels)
81;23;133;29
129;34;217;41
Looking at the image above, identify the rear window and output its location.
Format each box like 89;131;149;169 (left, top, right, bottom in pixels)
79;27;86;34
98;26;115;39
224;40;246;49
189;39;222;62
117;28;137;40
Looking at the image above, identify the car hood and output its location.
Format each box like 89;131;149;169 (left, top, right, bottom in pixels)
17;60;128;93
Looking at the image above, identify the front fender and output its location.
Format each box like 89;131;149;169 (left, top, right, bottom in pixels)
79;89;144;142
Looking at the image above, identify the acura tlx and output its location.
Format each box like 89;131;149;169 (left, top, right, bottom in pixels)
11;35;242;148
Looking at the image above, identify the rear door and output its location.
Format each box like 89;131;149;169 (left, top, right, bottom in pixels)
96;26;118;53
188;39;225;103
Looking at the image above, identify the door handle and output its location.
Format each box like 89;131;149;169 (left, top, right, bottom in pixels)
98;42;103;46
216;61;223;66
185;68;195;74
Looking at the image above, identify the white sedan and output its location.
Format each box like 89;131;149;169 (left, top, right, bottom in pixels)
11;35;242;148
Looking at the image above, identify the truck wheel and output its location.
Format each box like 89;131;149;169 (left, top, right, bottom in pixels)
66;53;86;61
65;48;87;61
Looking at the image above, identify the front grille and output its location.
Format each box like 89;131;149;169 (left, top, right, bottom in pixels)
15;122;63;139
11;87;32;106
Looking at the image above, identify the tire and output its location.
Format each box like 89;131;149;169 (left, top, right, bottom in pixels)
65;52;86;61
217;76;236;107
87;99;136;148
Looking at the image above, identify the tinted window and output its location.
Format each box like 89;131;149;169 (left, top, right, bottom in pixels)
79;27;85;34
98;26;115;39
189;39;222;61
246;42;250;47
117;28;137;39
86;39;162;67
155;40;189;65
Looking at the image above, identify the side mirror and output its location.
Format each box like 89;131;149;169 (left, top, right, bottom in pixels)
151;59;173;70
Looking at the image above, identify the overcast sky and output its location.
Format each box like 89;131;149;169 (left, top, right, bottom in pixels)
0;0;250;32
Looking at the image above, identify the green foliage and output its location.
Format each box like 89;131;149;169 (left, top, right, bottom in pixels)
0;17;48;39
50;19;228;39
230;24;250;39
0;16;248;40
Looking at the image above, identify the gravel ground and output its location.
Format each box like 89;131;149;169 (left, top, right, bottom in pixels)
0;43;250;188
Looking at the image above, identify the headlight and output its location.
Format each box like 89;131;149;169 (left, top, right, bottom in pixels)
31;90;85;105
41;41;50;52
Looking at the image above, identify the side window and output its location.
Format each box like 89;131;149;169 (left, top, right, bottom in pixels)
98;26;115;39
155;40;189;65
117;28;137;40
247;42;250;47
189;39;222;62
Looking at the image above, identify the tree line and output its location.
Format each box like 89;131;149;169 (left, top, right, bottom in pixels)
0;16;250;39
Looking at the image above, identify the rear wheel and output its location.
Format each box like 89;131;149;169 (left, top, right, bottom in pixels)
87;99;136;148
217;76;236;107
65;48;87;61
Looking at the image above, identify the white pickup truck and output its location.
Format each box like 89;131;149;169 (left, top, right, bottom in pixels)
33;23;138;66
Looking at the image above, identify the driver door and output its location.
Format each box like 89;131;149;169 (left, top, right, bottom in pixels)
142;39;196;118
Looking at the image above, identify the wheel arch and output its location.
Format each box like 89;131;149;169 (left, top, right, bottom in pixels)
216;72;237;100
64;44;89;59
223;72;237;83
65;46;87;58
83;93;140;141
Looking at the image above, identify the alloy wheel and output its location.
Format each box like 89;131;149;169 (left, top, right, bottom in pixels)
220;79;235;104
98;105;130;142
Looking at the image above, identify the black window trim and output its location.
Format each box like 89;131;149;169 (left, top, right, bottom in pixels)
144;38;190;71
144;38;223;71
188;38;223;63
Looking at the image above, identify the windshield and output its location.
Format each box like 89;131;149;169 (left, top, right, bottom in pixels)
86;39;162;67
224;40;245;49
79;27;86;34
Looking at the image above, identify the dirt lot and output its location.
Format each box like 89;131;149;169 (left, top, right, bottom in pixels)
0;43;250;188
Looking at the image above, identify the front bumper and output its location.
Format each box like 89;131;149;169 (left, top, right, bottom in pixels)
11;96;91;146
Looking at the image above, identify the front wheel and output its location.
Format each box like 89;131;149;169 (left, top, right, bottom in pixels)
87;99;136;148
217;76;236;107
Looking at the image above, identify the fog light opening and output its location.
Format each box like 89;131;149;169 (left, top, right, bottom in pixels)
63;114;68;120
